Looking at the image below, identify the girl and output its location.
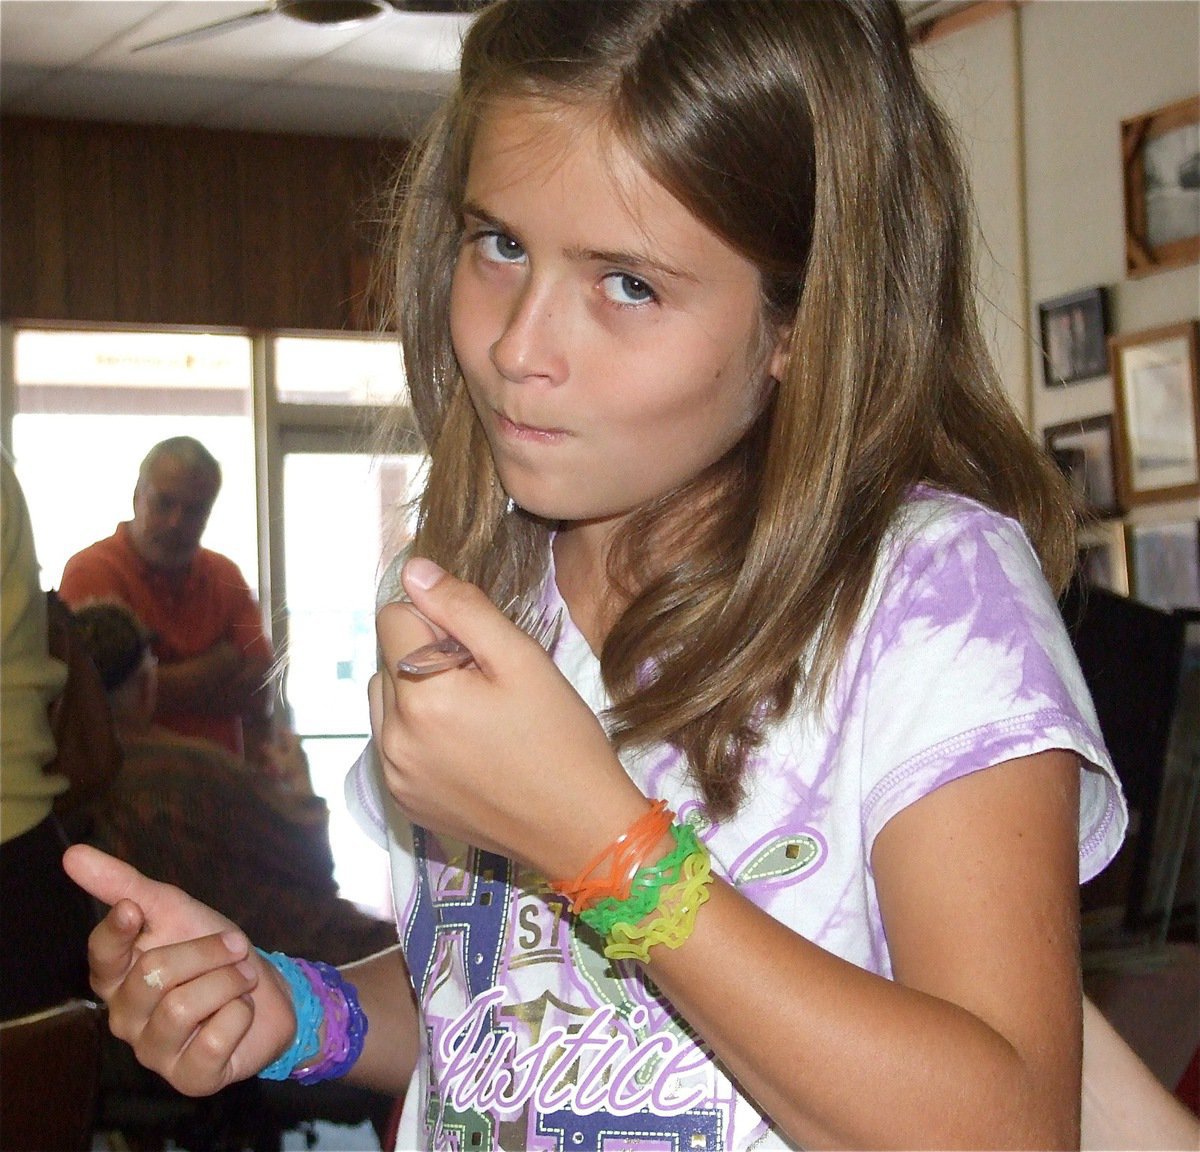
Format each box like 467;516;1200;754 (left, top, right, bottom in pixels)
65;2;1127;1147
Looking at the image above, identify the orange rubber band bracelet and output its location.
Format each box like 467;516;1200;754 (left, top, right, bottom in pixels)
551;799;674;912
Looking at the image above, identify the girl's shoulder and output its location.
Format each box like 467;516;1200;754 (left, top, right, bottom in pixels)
860;485;1063;657
890;484;1031;550
881;485;1044;590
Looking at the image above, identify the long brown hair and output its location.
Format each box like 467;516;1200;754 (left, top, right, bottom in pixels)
379;0;1076;817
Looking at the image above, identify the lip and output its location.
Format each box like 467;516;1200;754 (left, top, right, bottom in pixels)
495;411;568;443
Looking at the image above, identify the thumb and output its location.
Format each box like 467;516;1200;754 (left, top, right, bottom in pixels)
64;843;241;943
63;842;151;909
398;557;513;670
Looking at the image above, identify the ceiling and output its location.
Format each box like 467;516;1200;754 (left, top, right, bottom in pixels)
0;0;960;142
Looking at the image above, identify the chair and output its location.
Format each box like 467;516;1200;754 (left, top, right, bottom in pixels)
0;998;103;1152
1061;582;1198;979
1061;581;1190;931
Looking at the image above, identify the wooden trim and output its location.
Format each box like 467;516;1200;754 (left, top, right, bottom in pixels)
0;116;405;331
909;1;1018;46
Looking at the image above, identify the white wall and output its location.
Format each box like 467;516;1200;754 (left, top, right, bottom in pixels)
917;5;1029;416
917;0;1200;542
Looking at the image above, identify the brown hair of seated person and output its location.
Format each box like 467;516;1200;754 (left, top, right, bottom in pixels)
69;601;159;736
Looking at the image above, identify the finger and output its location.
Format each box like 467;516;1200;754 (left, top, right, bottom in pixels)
370;665;410;785
131;932;256;1007
149;977;258;1095
86;899;148;997
109;958;247;1056
66;842;238;940
63;843;164;911
377;599;441;653
172;996;257;1094
136;952;257;1050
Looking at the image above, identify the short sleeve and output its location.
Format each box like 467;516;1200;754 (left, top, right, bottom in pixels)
857;500;1127;883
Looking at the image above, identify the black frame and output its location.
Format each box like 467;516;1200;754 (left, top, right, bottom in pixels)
1038;286;1110;386
1044;414;1123;518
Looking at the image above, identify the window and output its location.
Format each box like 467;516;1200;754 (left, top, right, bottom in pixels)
7;322;421;914
274;334;405;406
11;327;257;591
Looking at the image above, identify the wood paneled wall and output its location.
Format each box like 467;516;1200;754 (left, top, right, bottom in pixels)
0;117;406;331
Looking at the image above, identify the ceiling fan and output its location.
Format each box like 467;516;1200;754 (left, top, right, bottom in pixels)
132;0;487;53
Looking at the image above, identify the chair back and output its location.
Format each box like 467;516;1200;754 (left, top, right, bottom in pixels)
1061;579;1189;933
0;998;103;1152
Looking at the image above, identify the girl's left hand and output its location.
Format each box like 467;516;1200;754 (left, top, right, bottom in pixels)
369;557;648;881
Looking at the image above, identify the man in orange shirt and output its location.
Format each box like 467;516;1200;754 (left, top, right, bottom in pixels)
59;436;275;763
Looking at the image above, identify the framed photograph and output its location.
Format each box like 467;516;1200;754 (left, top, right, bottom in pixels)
1110;320;1200;506
1129;519;1200;610
1038;287;1110;386
1044;415;1122;517
1076;520;1130;596
1122;95;1200;278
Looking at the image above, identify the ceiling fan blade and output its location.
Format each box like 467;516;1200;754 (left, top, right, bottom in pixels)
132;6;278;52
389;1;490;10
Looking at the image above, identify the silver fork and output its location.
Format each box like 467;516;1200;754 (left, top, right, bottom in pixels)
395;596;563;676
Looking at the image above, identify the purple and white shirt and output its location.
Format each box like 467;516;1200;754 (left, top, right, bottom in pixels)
350;489;1126;1151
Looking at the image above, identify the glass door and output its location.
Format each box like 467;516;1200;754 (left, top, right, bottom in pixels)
278;448;424;918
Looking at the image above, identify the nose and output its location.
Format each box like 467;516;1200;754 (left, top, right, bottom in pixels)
489;279;568;386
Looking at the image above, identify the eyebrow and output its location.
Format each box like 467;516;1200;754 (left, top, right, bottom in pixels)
461;200;697;285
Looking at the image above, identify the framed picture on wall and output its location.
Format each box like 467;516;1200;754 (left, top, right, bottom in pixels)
1122;94;1200;277
1129;519;1200;610
1076;520;1130;596
1043;415;1122;517
1038;288;1110;386
1110;320;1200;505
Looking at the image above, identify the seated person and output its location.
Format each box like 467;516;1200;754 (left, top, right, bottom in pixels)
58;437;276;766
70;600;396;968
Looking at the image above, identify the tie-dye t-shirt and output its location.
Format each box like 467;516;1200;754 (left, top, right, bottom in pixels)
349;489;1126;1151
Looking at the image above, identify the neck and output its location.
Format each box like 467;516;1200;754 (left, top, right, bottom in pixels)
552;523;624;655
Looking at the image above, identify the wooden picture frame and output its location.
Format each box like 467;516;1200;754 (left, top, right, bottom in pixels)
1044;414;1122;518
1110;320;1200;505
1038;287;1110;386
1122;95;1200;278
1129;519;1200;610
1076;520;1130;596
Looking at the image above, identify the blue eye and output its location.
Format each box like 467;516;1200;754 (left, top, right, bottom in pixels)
602;272;656;306
477;231;526;264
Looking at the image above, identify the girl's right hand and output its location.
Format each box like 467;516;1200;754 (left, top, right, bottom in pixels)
62;843;296;1096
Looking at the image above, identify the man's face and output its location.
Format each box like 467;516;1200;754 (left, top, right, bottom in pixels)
129;456;219;570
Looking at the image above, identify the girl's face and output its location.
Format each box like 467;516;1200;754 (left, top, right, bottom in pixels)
449;97;785;533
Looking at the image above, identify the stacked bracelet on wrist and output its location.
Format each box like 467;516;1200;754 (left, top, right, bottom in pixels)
551;800;714;964
603;839;713;963
256;949;368;1084
292;960;368;1085
551;799;674;912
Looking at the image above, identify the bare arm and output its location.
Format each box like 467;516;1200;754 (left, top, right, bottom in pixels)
1081;994;1200;1150
340;948;420;1097
156;641;273;722
645;751;1082;1149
